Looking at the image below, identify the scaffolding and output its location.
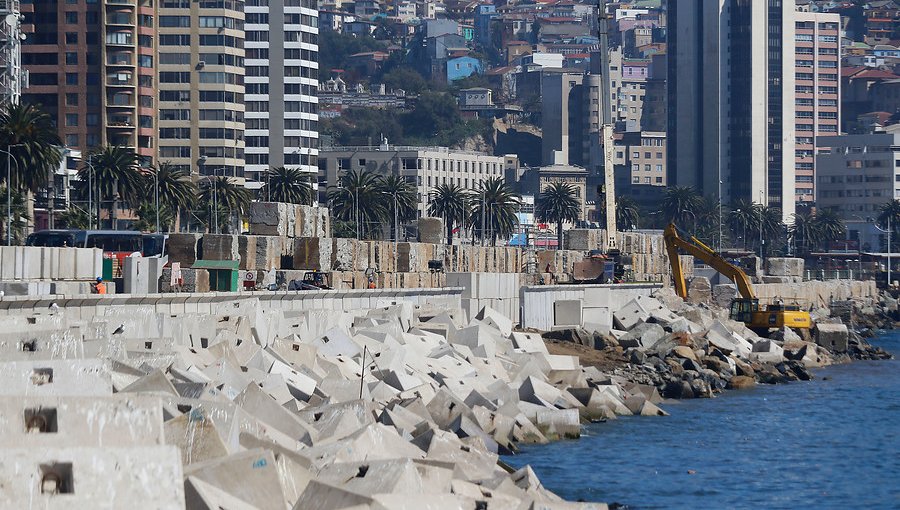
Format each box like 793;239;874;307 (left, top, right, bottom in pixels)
0;0;23;105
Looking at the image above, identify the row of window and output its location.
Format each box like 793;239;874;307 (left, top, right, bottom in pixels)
796;98;838;106
796;85;837;94
795;72;838;81
632;151;664;159
161;0;245;11
159;34;244;48
795;34;838;43
795;59;838;68
160;16;244;29
246;100;318;113
632;176;665;184
631;164;664;172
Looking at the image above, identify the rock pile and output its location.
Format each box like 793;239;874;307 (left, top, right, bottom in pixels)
1;299;640;509
547;288;891;400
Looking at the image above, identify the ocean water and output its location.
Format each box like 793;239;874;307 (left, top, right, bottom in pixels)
502;332;900;510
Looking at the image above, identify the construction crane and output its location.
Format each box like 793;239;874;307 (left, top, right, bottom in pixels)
597;0;616;252
663;223;812;332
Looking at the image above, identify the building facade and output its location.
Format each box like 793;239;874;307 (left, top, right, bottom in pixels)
22;0;158;165
319;145;506;217
156;0;245;180
667;0;796;222
244;0;320;188
816;127;900;251
794;11;841;207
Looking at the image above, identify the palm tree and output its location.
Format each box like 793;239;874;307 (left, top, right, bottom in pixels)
154;163;196;232
616;196;640;231
76;146;142;229
0;102;63;229
694;196;724;246
265;166;313;205
756;205;784;257
56;205;91;230
428;183;470;245
132;200;175;233
471;177;520;246
197;176;252;233
728;199;760;249
326;169;387;239
536;182;580;249
0;186;29;244
660;186;703;230
379;174;417;241
789;210;821;256
814;208;846;250
878;200;900;251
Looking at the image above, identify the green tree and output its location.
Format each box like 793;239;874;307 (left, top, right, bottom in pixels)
132;200;175;233
56;206;91;230
265;166;313;205
814;208;847;250
318;31;386;77
326;169;387;239
616;196;641;231
0;102;63;229
197;176;252;234
789;210;821;256
660;186;703;230
756;206;784;257
878;200;900;250
379;174;417;241
536;182;580;249
76;146;142;229
0;186;29;244
728;199;759;249
471;177;520;246
381;66;428;95
154;163;196;232
428;183;471;245
402;91;462;140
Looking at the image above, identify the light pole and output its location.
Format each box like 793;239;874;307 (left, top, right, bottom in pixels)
871;216;892;287
0;145;22;245
87;155;94;230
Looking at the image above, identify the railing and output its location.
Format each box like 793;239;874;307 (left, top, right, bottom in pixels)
106;14;134;25
803;269;878;281
319;145;495;157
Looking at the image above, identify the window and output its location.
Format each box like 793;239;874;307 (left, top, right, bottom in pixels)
160;90;190;102
65;134;78;147
159;53;191;65
632;151;639;158
65;11;77;24
159;16;191;27
65;32;78;44
65;114;78;127
65;52;78;65
66;73;78;85
160;109;191;121
86;114;99;127
139;55;153;68
160;34;191;46
65;93;78;106
139;35;153;48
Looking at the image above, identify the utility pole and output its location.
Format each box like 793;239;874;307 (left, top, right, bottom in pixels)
0;0;24;105
598;0;617;252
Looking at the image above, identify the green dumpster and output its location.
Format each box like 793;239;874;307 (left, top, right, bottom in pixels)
192;260;240;292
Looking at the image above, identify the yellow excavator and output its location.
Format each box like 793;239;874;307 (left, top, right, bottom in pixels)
663;223;812;332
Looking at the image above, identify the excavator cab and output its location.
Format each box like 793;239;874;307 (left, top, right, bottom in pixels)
729;298;759;324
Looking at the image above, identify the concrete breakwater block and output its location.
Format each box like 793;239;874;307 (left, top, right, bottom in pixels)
815;323;849;353
766;257;805;277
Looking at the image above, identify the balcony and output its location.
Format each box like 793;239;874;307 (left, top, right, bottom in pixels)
107;115;135;129
106;0;136;5
105;32;134;47
106;53;134;66
106;13;135;26
106;72;134;87
106;93;135;107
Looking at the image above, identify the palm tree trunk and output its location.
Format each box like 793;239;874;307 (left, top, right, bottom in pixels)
25;190;34;237
446;219;453;246
557;220;563;250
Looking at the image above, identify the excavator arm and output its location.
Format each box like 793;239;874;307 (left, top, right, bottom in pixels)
663;223;756;300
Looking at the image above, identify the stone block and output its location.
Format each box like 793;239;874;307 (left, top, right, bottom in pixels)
292;237;332;271
766;257;804;277
202;234;239;261
167;233;203;266
418;217;443;244
712;284;738;309
249;202;291;236
613;298;650;330
237;236;257;270
814;323;849;353
687;276;712;305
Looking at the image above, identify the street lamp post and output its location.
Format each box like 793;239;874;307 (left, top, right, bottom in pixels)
153;168;160;233
0;145;22;246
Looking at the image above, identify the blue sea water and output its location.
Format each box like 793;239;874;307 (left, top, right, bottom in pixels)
502;332;900;510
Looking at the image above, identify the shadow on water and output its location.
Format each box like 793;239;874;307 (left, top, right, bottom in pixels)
502;333;900;510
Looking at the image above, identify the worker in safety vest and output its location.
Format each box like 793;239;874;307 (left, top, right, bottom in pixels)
93;277;107;295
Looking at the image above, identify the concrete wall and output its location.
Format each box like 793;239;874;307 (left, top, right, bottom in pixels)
0;288;464;322
447;272;521;323
0;246;103;282
520;283;662;331
754;279;878;308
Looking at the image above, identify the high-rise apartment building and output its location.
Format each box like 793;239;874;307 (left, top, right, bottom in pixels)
794;12;841;207
667;0;796;222
157;0;244;180
22;0;158;165
245;0;320;189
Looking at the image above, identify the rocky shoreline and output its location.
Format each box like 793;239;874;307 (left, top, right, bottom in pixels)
542;287;894;404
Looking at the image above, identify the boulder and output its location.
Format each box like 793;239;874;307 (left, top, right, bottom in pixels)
766;257;804;277
618;323;665;350
687;276;711;305
727;375;756;390
670;345;698;362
